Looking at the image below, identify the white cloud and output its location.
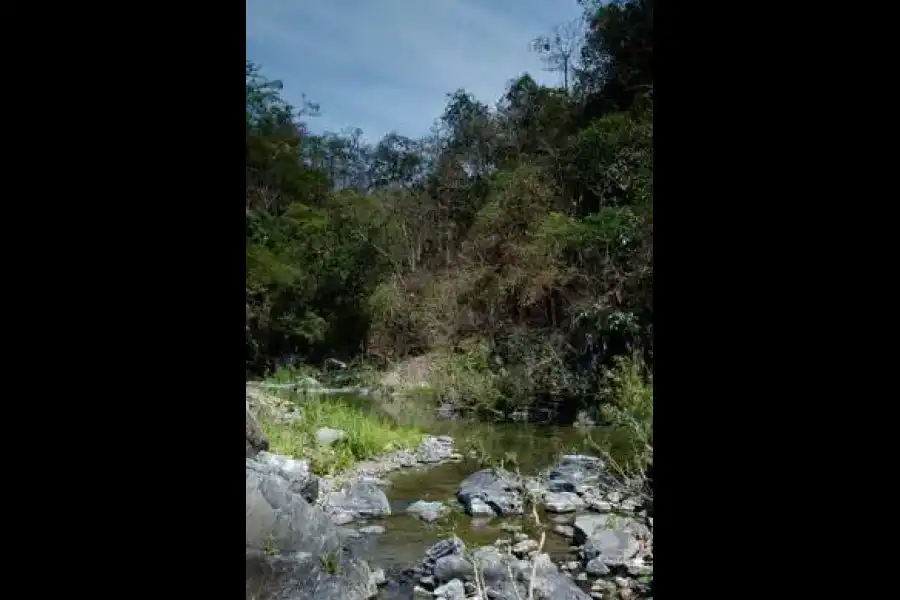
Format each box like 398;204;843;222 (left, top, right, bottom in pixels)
246;0;584;141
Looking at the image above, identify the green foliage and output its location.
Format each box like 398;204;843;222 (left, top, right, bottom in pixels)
246;0;653;434
259;393;423;476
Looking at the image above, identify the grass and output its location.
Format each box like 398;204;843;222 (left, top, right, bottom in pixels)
258;390;424;476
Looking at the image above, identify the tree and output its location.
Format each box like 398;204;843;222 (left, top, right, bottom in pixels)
530;19;583;93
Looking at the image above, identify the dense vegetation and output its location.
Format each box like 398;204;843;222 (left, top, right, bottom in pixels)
246;0;653;455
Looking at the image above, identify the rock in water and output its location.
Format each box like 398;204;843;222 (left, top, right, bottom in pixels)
324;481;391;521
543;491;585;513
457;469;524;516
407;500;448;523
573;514;644;566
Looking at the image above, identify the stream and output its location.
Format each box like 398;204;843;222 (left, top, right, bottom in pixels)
337;417;609;598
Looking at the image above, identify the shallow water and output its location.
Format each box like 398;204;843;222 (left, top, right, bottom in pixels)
345;419;607;583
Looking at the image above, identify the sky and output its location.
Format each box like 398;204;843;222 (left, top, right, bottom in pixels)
246;0;585;142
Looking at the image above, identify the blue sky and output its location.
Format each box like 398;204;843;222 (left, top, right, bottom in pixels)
246;0;584;142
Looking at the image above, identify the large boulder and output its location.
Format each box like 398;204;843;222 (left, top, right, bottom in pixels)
246;462;376;600
573;513;646;566
250;452;319;504
457;468;524;516
323;481;391;523
246;401;270;457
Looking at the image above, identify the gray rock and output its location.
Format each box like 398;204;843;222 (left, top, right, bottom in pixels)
370;568;386;587
251;452;318;504
575;572;588;582
325;481;391;519
574;514;643;565
245;465;377;600
457;469;524;517
408;500;449;523
543;491;585;513
511;539;539;557
433;555;474;583
585;558;610;576
434;579;466;600
547;455;611;493
614;576;630;588
245;464;339;556
413;585;434;598
330;511;356;526
246;401;270;457
553;525;576;538
468;498;495;517
587;499;613;512
424;536;466;565
317;427;347;446
420;576;436;588
418;436;456;463
358;525;385;534
513;532;529;542
626;561;652;576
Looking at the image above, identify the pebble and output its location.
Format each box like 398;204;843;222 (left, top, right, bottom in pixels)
359;525;386;534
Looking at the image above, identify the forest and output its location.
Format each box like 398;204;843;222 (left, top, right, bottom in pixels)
246;0;652;443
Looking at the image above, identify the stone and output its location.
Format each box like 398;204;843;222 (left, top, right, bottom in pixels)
468;498;495;517
511;539;539;557
547;455;611;493
418;436;456;463
408;500;449;523
575;572;588;581
587;499;613;512
574;514;642;566
251;452;318;504
433;555;475;583
330;511;355;526
358;525;385;534
414;585;434;598
370;568;387;586
434;579;466;600
614;577;630;588
317;427;347;446
513;533;529;542
457;469;524;517
585;558;610;576
543;491;585;513
553;525;576;538
325;481;391;520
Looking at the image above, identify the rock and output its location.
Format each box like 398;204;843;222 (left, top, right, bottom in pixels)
585;558;610;576
434;579;466;600
546;455;611;493
330;511;355;526
424;536;466;565
587;499;612;512
457;469;524;517
468;498;495;517
248;453;318;505
511;539;539;557
370;568;386;587
420;576;436;588
553;525;576;538
325;357;348;369
245;464;376;600
575;572;588;581
358;525;385;534
433;555;474;583
418;436;456;463
626;561;652;576
414;585;434;598
543;491;585;513
513;533;529;542
325;481;391;520
574;514;643;566
614;577;630;588
408;500;449;523
566;561;580;571
246;401;270;457
317;427;347;446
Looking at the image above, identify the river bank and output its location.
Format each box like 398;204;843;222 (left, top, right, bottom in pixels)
246;383;652;600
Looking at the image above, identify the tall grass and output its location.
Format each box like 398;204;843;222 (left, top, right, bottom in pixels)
258;391;424;475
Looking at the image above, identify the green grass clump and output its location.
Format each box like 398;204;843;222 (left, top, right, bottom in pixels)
259;393;424;475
